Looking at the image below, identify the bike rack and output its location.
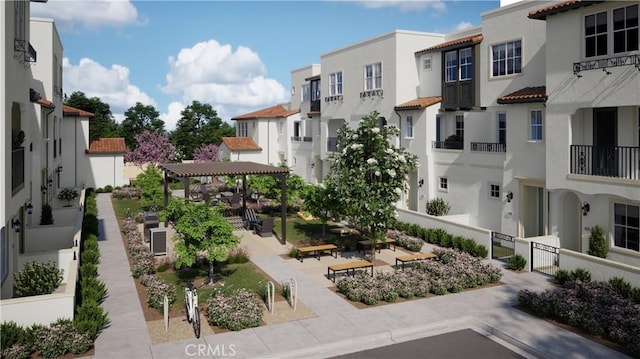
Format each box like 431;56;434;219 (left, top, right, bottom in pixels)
266;281;275;314
287;278;297;310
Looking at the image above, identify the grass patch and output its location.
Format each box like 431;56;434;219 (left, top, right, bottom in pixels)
270;214;362;251
111;198;145;220
156;261;274;309
492;245;514;259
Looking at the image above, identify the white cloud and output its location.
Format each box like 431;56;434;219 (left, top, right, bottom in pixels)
454;21;473;32
162;39;288;122
31;0;144;30
160;102;185;132
63;57;156;122
356;0;446;12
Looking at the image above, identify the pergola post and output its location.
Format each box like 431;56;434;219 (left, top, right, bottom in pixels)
242;174;247;215
280;173;286;244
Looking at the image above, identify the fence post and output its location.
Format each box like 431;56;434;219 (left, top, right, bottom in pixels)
288;278;297;310
266;281;275;314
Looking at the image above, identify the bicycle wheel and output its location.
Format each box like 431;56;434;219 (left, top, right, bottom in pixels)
193;307;201;339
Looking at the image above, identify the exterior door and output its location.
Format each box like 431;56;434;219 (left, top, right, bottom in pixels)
593;108;617;176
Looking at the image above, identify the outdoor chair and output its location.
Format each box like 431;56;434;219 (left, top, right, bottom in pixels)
254;217;274;237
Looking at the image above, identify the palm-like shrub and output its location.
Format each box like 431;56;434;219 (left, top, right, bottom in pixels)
425;197;450;216
587;225;608;258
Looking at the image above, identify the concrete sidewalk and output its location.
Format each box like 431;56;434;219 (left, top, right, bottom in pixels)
91;194;631;359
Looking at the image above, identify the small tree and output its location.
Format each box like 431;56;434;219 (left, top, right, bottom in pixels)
587;225;608;258
124;130;177;168
193;144;221;163
426;197;450;216
302;184;338;237
40;203;54;225
160;201;240;283
135;166;164;210
325;111;418;261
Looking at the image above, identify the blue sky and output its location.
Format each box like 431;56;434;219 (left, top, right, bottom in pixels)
31;0;500;130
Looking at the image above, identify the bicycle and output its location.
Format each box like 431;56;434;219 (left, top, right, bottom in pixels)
184;282;200;338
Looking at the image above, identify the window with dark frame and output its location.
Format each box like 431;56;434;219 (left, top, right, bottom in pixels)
439;177;448;191
445;51;458;82
489;184;500;198
498;113;507;145
585;11;608;57
530;110;543;141
456;115;464;142
491;40;522;77
614;203;640;252
459;48;473;81
613;4;639;54
406;116;413;138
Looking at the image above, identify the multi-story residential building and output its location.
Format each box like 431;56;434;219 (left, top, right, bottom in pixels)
529;0;639;266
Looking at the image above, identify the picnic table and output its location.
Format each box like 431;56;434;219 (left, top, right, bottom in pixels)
395;252;436;270
358;238;396;253
327;260;373;282
296;244;338;262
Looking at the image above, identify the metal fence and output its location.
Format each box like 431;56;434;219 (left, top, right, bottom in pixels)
531;241;560;276
491;232;515;260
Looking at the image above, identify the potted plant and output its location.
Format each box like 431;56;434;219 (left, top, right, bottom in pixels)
58;187;79;207
40;204;54;225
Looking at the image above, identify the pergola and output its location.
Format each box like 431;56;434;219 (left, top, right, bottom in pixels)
157;161;289;243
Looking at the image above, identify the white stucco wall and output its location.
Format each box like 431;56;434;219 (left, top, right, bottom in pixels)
88;154;126;188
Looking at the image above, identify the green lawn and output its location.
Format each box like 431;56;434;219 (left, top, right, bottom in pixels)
111;198;145;220
270;214;362;251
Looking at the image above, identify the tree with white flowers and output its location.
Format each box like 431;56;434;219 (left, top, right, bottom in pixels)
324;111;418;261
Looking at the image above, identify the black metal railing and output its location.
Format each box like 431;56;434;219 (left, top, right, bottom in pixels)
492;232;515;260
27;42;37;63
432;141;463;150
310;99;320;112
327;137;339;152
302;136;312;142
291;136;301;142
471;142;505;153
570;145;639;180
12;147;25;194
531;241;560;276
359;89;383;98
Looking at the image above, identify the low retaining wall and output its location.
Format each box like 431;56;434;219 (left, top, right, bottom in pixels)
397;208;492;252
560;249;640;286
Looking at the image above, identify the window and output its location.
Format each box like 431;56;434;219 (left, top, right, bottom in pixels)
530;110;543;141
311;81;320;101
364;62;382;90
445;51;457;82
614;203;639;252
329;72;343;95
491;40;522;76
291;86;295;96
613;4;639;53
498;113;507;145
455;115;464;142
439;177;448;191
1;227;6;282
423;56;432;70
436;115;444;142
237;122;248;137
489;184;500;199
293;121;300;138
14;1;25;42
585;11;608;57
459;48;473;80
406;116;413;138
301;84;310;102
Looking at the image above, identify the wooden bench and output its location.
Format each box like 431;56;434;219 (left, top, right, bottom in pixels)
329;227;359;237
296;244;338;262
328;260;373;282
358;238;396;253
395;252;436;270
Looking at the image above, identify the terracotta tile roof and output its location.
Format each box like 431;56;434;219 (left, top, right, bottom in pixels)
158;161;289;178
87;138;127;154
29;88;55;109
221;137;262;151
394;96;442;110
63;105;95;118
416;34;483;54
497;86;547;104
529;1;603;20
231;104;298;120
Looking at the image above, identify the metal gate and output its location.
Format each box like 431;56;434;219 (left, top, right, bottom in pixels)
491;232;515;260
531;241;560;276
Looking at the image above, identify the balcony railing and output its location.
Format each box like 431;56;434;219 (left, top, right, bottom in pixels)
570;145;639;180
432;141;463;150
471;142;506;153
12;147;25;194
302;136;312;142
327;137;339;152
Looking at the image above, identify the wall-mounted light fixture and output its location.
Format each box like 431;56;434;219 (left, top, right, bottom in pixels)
310;162;315;169
48;178;53;187
25;201;33;215
506;191;514;203
41;185;48;194
602;67;612;75
56;165;63;173
12;218;21;233
418;179;424;188
582;202;590;216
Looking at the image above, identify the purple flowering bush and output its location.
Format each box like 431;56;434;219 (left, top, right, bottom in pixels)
146;275;177;310
206;288;263;331
111;187;141;200
337;248;501;305
518;279;640;357
31;319;92;358
387;229;424;252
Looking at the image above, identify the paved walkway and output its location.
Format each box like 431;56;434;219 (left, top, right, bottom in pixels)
91;194;631;359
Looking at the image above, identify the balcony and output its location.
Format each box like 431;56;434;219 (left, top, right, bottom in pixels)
12;147;25;194
471;142;505;153
570;145;639;180
433;141;463;150
327;137;339;152
360;89;383;99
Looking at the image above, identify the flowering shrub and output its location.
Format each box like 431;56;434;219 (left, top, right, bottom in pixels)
131;251;155;278
112;187;141;200
387;230;423;252
518;279;640;357
139;274;156;287
206;288;263;331
1;344;31;359
336;247;501;305
146;276;176;309
32;319;92;358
